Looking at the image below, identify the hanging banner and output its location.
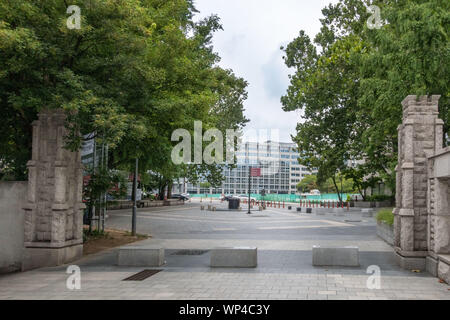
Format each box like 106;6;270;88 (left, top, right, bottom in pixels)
250;168;261;177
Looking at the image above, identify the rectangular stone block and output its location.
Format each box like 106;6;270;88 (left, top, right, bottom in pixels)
312;246;359;267
22;244;83;271
211;247;257;268
395;252;426;271
313;208;326;215
426;256;438;277
437;255;450;284
362;208;374;217
117;247;165;267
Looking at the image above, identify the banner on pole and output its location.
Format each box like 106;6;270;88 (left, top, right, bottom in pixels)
250;168;261;177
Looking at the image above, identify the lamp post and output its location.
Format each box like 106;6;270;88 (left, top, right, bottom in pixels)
131;158;138;236
247;166;251;214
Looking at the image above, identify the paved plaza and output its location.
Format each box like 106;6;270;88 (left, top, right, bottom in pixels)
0;199;449;300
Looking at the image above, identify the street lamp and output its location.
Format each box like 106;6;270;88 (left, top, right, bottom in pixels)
131;158;138;236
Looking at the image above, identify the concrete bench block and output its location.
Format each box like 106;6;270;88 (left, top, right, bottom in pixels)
362;208;374;217
211;247;257;268
117;247;165;267
314;208;326;215
312;245;359;267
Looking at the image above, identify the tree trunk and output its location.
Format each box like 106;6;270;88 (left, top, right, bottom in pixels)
167;181;173;199
332;176;342;203
357;185;366;201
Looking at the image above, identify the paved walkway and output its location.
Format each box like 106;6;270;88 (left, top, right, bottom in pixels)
0;200;449;300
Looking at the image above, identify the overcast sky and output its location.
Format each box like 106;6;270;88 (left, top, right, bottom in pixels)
193;0;338;143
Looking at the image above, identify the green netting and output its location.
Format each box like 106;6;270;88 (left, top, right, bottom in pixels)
191;193;356;202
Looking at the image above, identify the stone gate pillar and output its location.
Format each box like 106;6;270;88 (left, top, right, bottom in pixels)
427;146;450;282
22;109;85;271
394;95;442;270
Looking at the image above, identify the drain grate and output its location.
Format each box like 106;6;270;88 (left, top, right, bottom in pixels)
123;269;162;281
171;249;209;256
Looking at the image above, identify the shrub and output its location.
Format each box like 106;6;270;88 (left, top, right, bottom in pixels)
376;209;394;226
83;229;109;243
366;194;394;202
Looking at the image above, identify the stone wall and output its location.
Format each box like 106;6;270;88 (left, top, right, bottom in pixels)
394;95;450;283
426;147;450;283
377;221;394;246
0;182;27;273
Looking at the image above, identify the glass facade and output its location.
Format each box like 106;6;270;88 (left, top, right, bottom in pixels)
183;141;318;195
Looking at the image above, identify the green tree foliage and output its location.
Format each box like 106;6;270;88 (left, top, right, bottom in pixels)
297;175;318;193
297;174;355;194
283;0;449;195
0;1;249;189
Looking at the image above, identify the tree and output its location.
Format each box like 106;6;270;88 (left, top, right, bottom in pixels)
0;1;249;190
297;175;318;193
282;0;449;197
282;32;363;203
357;0;450;191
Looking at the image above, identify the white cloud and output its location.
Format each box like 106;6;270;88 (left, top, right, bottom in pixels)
194;0;339;142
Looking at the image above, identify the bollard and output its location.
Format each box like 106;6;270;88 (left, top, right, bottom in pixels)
283;202;285;209
346;201;349;211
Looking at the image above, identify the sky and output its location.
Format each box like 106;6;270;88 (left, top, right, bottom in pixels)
193;0;338;143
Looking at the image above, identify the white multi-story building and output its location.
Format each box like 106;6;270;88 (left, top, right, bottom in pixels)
179;141;317;195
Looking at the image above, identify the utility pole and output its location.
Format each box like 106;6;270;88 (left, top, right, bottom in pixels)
132;158;138;236
247;166;251;215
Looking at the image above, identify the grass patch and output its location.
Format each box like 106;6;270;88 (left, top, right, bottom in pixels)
82;227;150;256
83;229;110;243
376;208;394;226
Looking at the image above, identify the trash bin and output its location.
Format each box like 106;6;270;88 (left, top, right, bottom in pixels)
228;198;240;210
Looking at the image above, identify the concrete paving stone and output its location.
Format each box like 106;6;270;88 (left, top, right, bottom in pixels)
348;296;369;300
318;290;337;295
306;294;327;300
1;204;449;300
